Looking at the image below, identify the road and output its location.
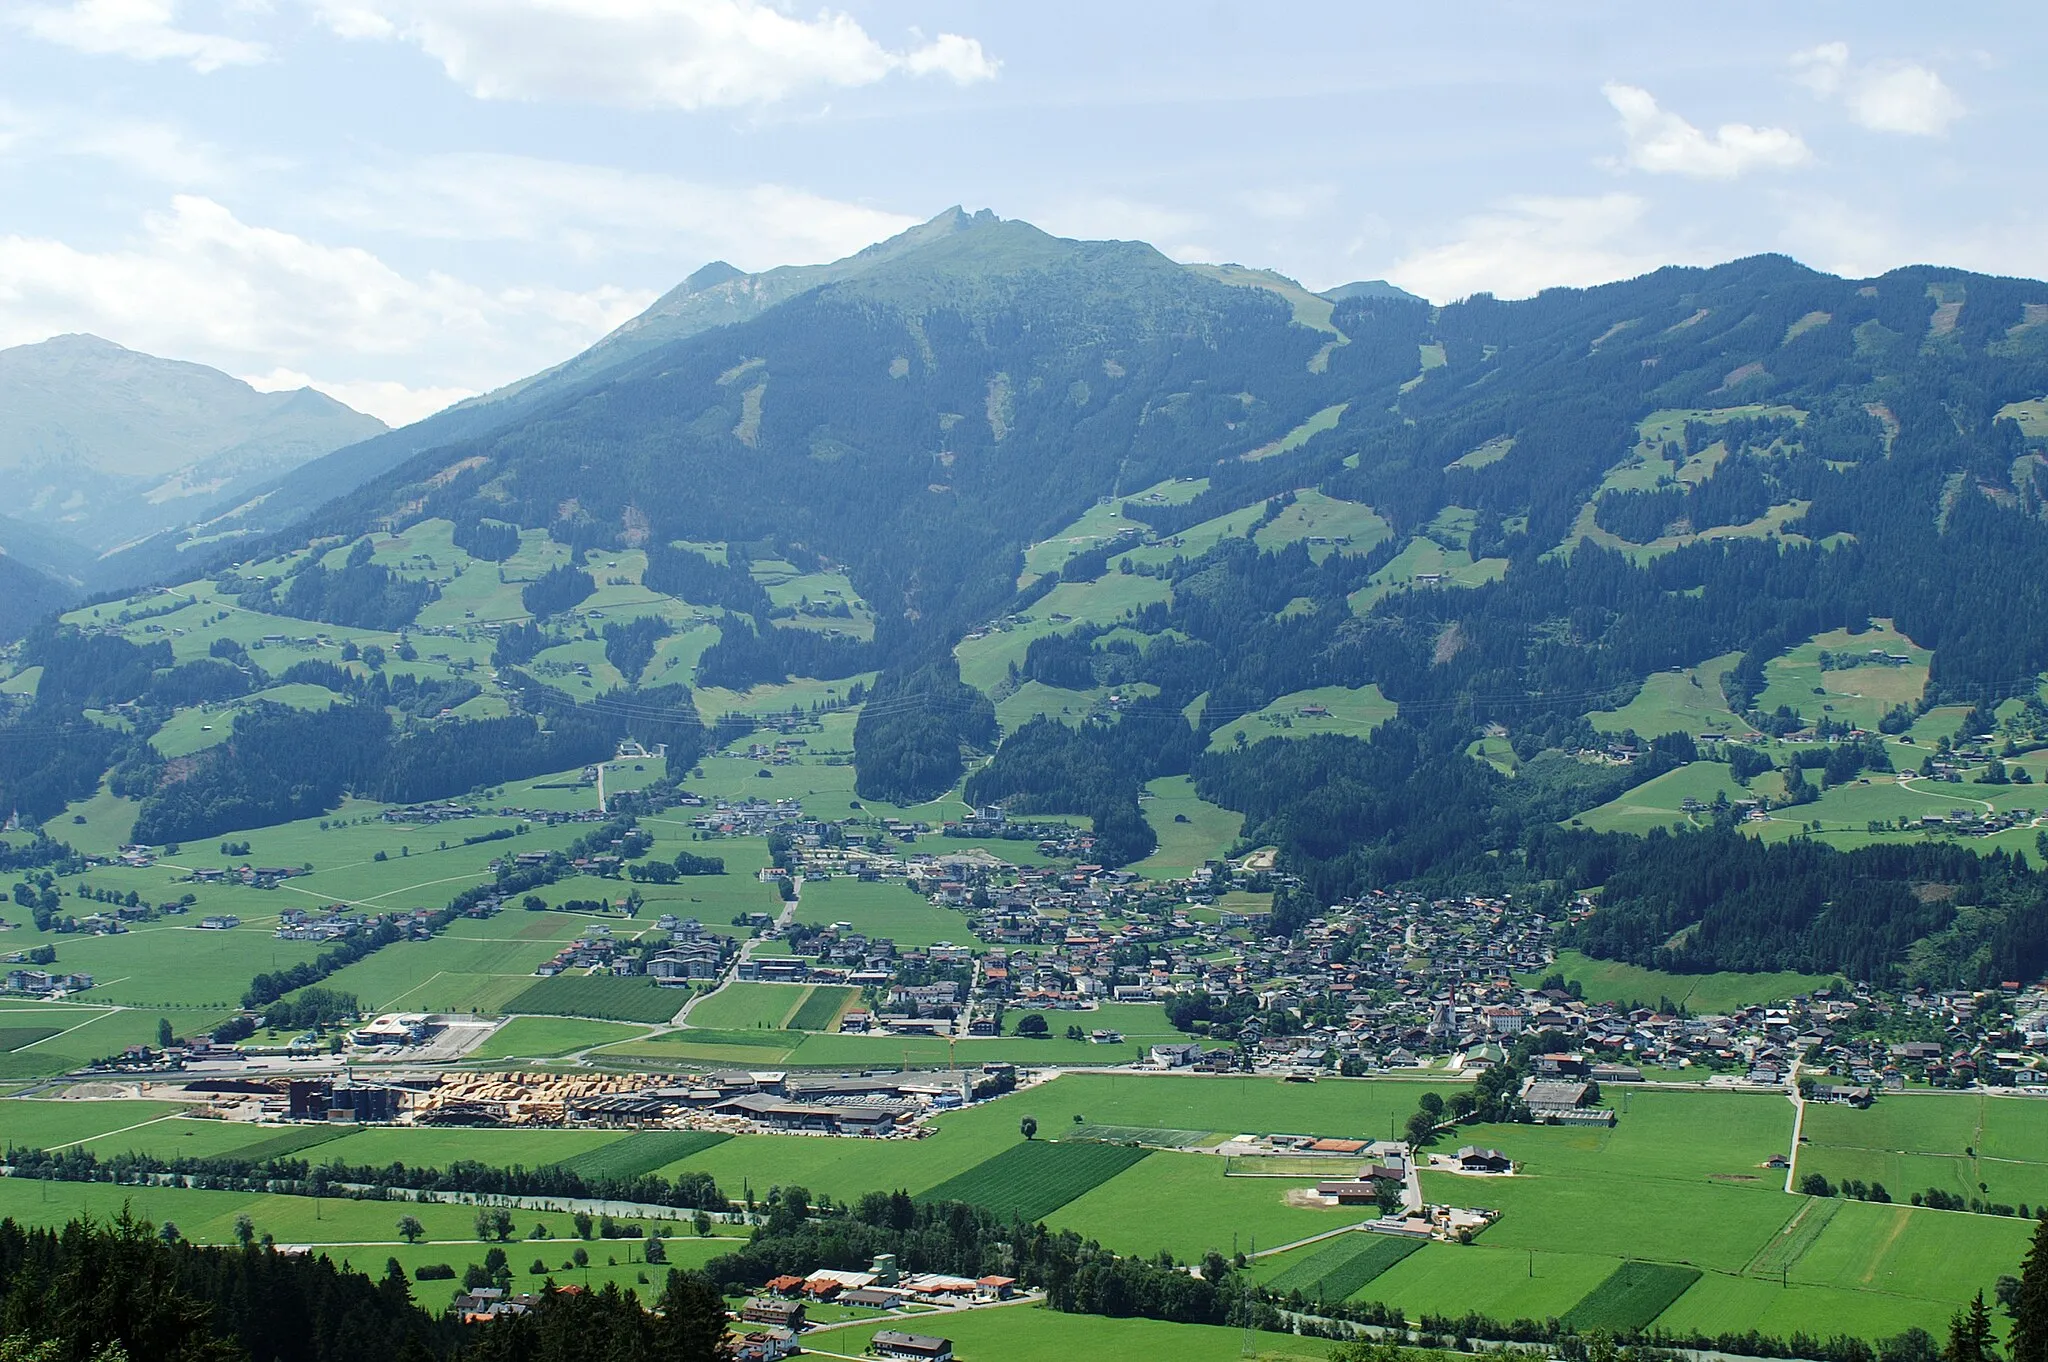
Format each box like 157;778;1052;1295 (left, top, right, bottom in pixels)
1783;1062;1807;1194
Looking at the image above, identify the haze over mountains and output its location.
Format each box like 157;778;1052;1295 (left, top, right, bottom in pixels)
0;335;384;586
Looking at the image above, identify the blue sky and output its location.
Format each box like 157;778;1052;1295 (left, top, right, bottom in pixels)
0;1;2039;423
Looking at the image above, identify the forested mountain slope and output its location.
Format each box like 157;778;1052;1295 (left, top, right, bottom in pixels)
12;213;2048;986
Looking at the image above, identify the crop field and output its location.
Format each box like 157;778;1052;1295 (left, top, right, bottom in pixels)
787;985;857;1031
501;974;683;1023
468;1016;652;1060
215;1125;355;1163
1261;1232;1421;1304
0;1175;728;1263
559;1130;731;1181
1354;1242;1621;1323
684;982;855;1032
1011;1074;1450;1142
318;1125;625;1170
916;1140;1151;1222
1560;1261;1703;1331
1133;775;1244;879
9;916;330;1010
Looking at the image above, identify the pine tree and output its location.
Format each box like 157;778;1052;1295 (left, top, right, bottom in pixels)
1949;1290;1999;1362
2012;1215;2048;1362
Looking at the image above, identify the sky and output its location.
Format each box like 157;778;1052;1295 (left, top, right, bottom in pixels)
0;2;2040;425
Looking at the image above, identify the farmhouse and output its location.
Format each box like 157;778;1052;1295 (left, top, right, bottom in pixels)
871;1331;953;1362
1455;1146;1511;1172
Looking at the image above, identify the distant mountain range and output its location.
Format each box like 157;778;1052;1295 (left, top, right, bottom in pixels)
0;334;385;598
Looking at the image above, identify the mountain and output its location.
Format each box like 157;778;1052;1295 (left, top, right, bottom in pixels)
1319;279;1426;304
14;211;2048;989
85;211;999;589
0;335;385;565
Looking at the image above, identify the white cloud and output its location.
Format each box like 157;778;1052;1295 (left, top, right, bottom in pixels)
1793;43;1964;136
1603;83;1810;179
1388;193;1679;302
0;196;651;419
902;30;998;84
312;0;998;109
317;153;918;269
10;0;267;72
64;120;237;185
243;368;472;425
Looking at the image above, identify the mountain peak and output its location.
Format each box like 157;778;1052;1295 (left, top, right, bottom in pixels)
683;260;746;294
1319;279;1427;305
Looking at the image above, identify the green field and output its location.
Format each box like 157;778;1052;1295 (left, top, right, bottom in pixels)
560;1130;732;1181
501;974;684;1023
788;985;857;1031
1532;949;1832;1013
793;876;979;947
1206;685;1396;753
916;1140;1151;1222
1261;1232;1422;1304
684;983;816;1030
1588;654;1745;738
1800;1094;2048;1210
1561;1261;1703;1330
468;1015;653;1060
1133;776;1244;879
829;1306;1338;1362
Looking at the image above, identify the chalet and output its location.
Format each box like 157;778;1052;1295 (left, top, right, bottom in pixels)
740;1299;805;1329
1150;1042;1202;1068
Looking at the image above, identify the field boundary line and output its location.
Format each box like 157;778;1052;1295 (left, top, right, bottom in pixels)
44;1111;182;1153
11;1007;122;1051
